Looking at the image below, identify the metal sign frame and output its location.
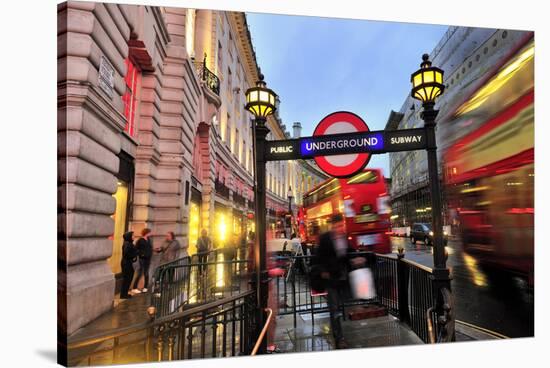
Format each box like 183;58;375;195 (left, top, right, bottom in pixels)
263;127;429;164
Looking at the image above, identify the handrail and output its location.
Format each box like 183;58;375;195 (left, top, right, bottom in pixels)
251;308;273;356
67;290;255;349
402;257;434;273
426;307;435;344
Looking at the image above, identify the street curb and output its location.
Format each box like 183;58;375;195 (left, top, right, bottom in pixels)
455;320;508;340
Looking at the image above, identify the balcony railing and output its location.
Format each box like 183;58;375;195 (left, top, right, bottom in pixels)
193;55;220;96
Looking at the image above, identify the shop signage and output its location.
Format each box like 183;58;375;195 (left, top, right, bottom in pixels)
264;111;428;177
98;56;115;98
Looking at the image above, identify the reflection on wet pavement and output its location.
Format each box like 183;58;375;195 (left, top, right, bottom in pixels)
274;312;423;353
390;236;534;338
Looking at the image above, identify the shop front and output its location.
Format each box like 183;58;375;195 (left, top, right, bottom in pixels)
213;203;230;249
107;152;134;291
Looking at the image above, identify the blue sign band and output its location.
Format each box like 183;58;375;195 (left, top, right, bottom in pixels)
300;132;384;157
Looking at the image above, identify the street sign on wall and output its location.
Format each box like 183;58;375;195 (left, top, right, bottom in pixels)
264;111;429;177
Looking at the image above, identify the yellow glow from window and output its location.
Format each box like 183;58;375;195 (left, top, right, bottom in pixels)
455;43;534;116
306;201;333;219
189;202;200;255
216;259;225;288
108;181;128;275
216;213;228;244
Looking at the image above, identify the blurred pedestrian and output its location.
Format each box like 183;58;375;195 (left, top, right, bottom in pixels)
290;232;302;255
131;228;153;294
222;233;239;288
315;213;364;349
196;229;212;274
160;231;181;264
120;231;138;299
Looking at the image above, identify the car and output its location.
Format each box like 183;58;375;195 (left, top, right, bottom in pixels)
410;223;448;245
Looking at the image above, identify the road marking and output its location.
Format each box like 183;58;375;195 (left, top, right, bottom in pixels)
455;320;509;339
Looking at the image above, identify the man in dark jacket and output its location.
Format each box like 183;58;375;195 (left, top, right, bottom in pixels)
132;228;153;294
196;229;212;275
315;213;364;349
120;231;138;299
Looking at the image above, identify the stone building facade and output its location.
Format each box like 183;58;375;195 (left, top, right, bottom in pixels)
387;26;533;229
58;1;326;336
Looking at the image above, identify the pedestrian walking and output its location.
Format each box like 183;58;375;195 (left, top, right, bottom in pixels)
196;229;212;275
131;228;153;294
315;213;365;349
160;231;181;264
120;231;138;299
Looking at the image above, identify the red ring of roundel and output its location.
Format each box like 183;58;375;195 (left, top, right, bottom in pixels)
313;111;371;178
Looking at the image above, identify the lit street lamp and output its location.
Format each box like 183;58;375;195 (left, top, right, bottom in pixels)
411;54;454;341
287;186;293;238
245;73;277;354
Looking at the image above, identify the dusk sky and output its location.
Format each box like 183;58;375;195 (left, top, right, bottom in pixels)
246;12;448;176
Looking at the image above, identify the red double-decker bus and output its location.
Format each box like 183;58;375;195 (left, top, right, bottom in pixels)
301;168;392;253
444;37;534;284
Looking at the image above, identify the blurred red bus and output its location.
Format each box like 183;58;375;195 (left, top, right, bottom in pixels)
444;38;534;283
301;168;392;253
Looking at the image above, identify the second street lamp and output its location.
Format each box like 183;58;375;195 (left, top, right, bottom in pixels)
411;54;454;341
287;186;293;214
245;73;277;354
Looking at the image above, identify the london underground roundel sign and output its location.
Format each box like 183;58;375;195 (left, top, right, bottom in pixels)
313;111;371;178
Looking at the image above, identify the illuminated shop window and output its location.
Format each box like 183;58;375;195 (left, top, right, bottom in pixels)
108;180;129;274
189;202;201;255
215;211;229;247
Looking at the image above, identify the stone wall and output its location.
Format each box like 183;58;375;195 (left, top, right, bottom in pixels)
58;1;135;335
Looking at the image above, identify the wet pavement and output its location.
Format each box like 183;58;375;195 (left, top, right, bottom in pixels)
273;312;423;353
390;236;534;338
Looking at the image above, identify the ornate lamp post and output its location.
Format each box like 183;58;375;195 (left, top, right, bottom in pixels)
245;74;277;354
287;186;293;214
411;54;454;341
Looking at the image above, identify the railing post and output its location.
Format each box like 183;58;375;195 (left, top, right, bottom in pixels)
396;248;410;324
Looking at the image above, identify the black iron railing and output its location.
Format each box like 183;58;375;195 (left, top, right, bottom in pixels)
273;251;449;344
67;290;257;365
193;56;220;96
151;249;252;318
273;252;378;328
403;258;437;343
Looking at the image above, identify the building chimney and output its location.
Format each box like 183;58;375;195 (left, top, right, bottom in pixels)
293;122;302;138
